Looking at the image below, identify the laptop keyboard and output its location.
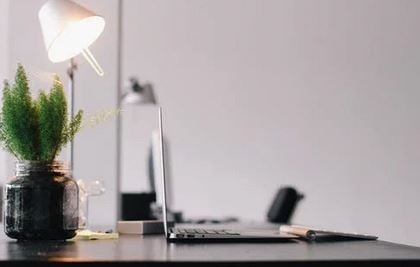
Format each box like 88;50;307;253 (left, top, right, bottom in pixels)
173;228;240;235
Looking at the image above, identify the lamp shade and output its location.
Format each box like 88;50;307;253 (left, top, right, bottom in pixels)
39;0;105;63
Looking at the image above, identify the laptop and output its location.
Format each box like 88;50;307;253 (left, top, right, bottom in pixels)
157;107;297;242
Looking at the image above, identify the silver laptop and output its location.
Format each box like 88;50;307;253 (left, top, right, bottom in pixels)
157;107;297;241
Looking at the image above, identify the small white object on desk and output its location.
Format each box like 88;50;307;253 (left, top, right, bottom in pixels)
117;220;174;234
73;230;119;240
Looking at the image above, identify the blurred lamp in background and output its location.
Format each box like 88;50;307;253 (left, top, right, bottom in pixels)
119;77;162;221
122;77;157;105
38;0;106;170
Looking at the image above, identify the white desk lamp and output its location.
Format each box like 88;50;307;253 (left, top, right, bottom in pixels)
38;0;105;170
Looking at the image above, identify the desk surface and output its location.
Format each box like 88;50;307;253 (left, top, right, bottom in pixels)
1;226;420;266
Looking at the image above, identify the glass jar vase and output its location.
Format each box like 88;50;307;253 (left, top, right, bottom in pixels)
3;161;79;240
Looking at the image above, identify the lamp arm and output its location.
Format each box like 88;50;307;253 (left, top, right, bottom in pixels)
82;48;104;76
67;58;77;171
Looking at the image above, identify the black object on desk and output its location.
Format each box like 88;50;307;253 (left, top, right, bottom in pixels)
121;192;156;220
267;187;304;223
1;224;420;266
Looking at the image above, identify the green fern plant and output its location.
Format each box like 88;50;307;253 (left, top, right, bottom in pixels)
0;64;83;162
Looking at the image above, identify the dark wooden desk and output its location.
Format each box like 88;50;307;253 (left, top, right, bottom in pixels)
1;229;420;266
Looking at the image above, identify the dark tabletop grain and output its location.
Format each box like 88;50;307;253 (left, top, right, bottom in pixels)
1;225;420;266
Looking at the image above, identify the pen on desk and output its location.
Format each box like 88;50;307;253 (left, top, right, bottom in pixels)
279;225;317;241
280;225;379;242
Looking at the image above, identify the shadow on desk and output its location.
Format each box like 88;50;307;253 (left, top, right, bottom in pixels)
6;239;79;262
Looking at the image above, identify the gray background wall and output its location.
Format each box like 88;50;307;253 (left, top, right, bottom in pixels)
1;0;420;247
0;0;9;179
122;0;420;246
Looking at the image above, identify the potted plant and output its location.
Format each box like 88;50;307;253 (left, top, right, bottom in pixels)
1;64;83;240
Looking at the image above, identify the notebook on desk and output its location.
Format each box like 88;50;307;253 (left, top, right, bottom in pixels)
154;107;379;243
156;107;297;242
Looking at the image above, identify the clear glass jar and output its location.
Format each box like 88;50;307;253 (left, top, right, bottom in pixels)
3;161;79;240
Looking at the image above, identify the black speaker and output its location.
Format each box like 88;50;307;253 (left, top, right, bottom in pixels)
267;187;304;223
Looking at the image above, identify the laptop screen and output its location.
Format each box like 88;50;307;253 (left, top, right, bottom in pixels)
157;107;170;237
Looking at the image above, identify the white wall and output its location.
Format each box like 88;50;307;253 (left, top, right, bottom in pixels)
122;0;420;246
0;0;9;81
7;0;119;228
0;0;9;180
